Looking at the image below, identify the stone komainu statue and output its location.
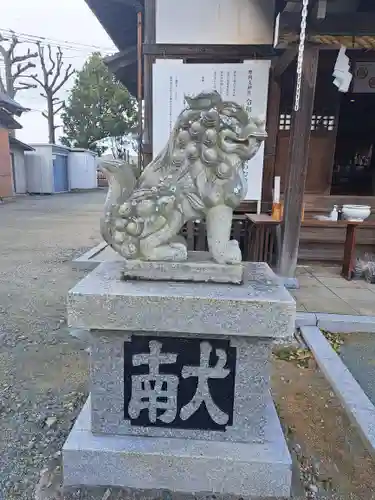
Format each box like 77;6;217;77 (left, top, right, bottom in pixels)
100;90;267;264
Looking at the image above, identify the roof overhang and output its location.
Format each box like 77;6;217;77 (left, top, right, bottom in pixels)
85;0;142;95
0;92;28;116
9;137;35;151
0;109;22;129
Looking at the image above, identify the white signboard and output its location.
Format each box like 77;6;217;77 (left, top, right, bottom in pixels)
353;62;375;93
152;60;271;201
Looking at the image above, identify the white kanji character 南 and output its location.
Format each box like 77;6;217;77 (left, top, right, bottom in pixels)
180;341;230;425
128;340;178;424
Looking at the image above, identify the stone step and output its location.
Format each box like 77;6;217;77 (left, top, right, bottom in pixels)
63;396;292;498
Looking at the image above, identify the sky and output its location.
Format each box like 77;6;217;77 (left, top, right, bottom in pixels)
0;0;116;144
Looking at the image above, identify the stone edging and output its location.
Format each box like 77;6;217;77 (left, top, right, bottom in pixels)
72;242;108;270
296;312;375;333
299;325;375;459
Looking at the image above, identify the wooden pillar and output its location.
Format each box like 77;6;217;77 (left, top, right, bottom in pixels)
143;0;156;167
278;45;319;281
0;128;13;197
137;10;143;173
262;72;281;208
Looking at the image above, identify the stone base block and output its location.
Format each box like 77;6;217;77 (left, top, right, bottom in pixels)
90;331;271;443
68;261;295;338
121;252;244;284
63;397;292;499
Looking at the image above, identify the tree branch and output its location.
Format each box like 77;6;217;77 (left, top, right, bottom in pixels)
53;65;75;94
11;49;38;64
47;45;56;76
53;102;65;115
25;74;45;88
12;61;36;80
0;72;5;93
14;82;37;92
32;43;75;144
8;34;19;61
50;47;64;88
0;33;37;96
36;42;49;87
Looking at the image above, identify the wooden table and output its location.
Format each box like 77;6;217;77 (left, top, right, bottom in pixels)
246;214;280;265
246;214;375;280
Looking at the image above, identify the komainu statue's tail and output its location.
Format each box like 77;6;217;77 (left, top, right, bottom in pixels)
99;160;137;252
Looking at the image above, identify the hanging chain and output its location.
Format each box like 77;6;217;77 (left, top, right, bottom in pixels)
294;0;309;111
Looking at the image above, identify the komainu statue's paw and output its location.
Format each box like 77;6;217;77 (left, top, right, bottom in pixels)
169;242;188;261
141;242;188;262
222;240;242;264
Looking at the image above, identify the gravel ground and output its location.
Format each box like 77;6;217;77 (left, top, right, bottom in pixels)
0;191;106;499
2;191;374;500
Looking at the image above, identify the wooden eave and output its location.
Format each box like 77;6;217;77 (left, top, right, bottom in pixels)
87;0;286;97
280;10;375;37
85;0;142;95
9;137;35;151
0;109;22;129
0;92;27;116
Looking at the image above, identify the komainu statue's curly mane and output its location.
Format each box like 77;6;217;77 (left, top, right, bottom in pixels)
101;90;267;263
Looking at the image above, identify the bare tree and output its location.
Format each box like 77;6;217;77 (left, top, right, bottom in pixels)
0;32;37;98
29;42;75;144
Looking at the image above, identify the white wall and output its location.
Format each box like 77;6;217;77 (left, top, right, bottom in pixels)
25;145;53;194
156;0;275;45
68;151;98;190
11;148;27;194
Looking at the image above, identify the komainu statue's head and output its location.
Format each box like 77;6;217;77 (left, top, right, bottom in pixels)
146;90;267;208
180;90;266;162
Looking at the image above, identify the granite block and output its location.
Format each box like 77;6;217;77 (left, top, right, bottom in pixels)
316;313;375;334
121;251;244;284
90;331;271;442
68;261;296;338
63;396;292;498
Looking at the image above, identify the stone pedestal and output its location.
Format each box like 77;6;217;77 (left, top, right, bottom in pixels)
64;258;296;499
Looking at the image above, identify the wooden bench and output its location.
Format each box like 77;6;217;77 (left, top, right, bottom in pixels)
246;214;375;280
302;219;375;280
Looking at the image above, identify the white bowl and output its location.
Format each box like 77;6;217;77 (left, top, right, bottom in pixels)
342;204;371;222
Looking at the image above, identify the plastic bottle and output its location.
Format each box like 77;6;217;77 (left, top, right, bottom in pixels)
330;205;338;221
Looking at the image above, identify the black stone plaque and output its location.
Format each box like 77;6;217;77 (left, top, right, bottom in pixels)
124;336;236;431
